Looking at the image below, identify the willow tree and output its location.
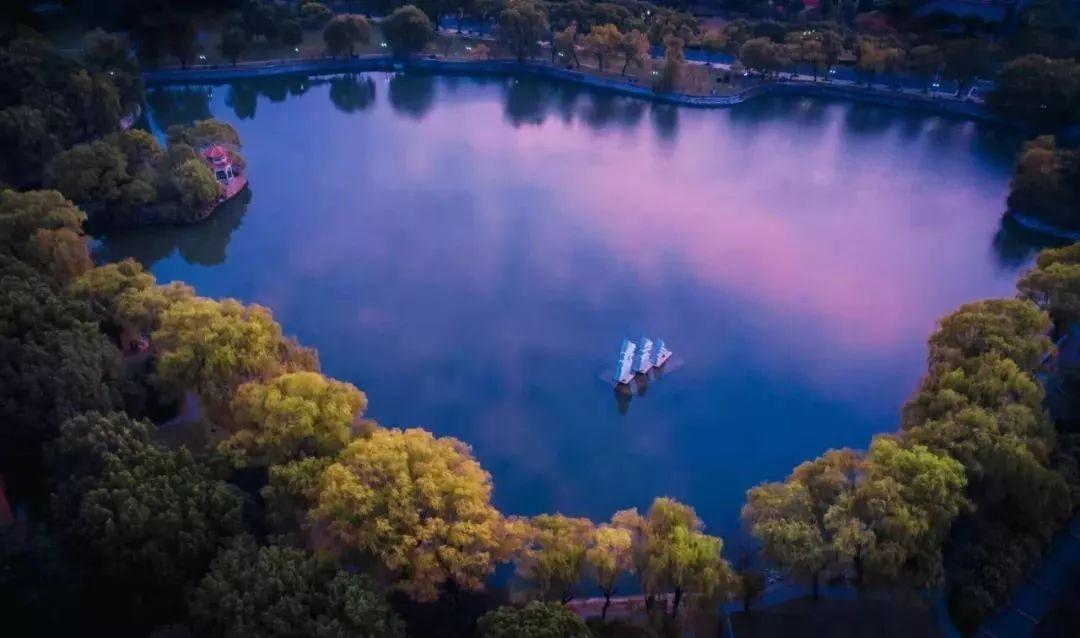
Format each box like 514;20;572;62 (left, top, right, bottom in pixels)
826;438;968;586
614;498;732;615
153;297;316;412
497;0;549;63
223;371;368;465
310;427;511;601
584;23;621;73
585;523;634;619
514;513;594;602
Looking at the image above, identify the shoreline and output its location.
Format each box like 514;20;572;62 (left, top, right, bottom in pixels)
144;55;1004;124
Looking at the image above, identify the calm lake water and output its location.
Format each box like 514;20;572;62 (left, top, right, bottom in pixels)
101;72;1055;536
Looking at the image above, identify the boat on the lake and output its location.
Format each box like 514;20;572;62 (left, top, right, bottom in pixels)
634;337;654;374
614;339;637;384
614;337;673;385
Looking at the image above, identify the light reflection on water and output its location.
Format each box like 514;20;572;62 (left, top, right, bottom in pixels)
104;72;1058;535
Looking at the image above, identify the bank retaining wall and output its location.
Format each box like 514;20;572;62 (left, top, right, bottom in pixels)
144;56;1000;123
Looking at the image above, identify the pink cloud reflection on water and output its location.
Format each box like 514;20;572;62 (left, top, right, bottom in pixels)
413;95;1019;363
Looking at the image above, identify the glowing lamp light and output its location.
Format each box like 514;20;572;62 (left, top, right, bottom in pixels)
380;42;388;48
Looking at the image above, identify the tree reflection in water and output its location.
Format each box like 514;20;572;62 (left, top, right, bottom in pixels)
95;186;252;268
147;86;212;131
388;72;436;120
329;74;376;114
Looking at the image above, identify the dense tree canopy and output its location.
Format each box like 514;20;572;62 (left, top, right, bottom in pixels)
1019;242;1080;327
223;371;368;465
310;427;509;601
988;55;1080;129
476;602;591;638
190;538;405;638
0;256;123;484
1008;135;1080;230
153;297;317;412
0;188;86;245
51;411;244;597
924;299;1051;372
0;39;124;185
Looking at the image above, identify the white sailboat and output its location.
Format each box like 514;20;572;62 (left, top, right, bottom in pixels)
613;339;636;384
634;337;654;374
653;339;672;368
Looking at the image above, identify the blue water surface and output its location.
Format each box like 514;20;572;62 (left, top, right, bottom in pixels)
100;71;1051;537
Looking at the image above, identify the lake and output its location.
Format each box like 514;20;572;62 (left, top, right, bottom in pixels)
100;71;1053;537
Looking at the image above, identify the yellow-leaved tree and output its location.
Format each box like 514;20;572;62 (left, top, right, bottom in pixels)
310;427;512;601
223;371;367;466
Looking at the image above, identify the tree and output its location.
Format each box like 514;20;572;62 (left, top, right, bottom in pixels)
653;36;685;93
300;2;333;29
828;438;968;586
51;412;244;608
0;106;60;187
583;23;621;73
310;427;510;601
170;158;222;213
153;297;315;412
514;513;594;602
0;188;85;245
585;523;634;619
554;24;580;67
190;538;405;638
476;602;590;638
497;0;550;64
279;19;303;48
909;45;943;93
0;257;123;488
220;26;250;66
721;19;752;56
166;16;200;68
700;31;725;65
941;38;995;98
786;31;825;81
618;29;649;76
988;55;1080;129
924;299;1052;372
166;119;243;151
739;37;786;77
381;5;436;58
323;15;372;58
855;36;905;87
744;470;831;598
25;228;92;281
47;129;161;211
1019;244;1080;327
223;371;368;465
48;140;135;207
1007;135;1080;231
69;259;195;343
642;497;733;616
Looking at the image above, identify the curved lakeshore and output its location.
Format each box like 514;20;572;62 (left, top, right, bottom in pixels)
144;55;1002;123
